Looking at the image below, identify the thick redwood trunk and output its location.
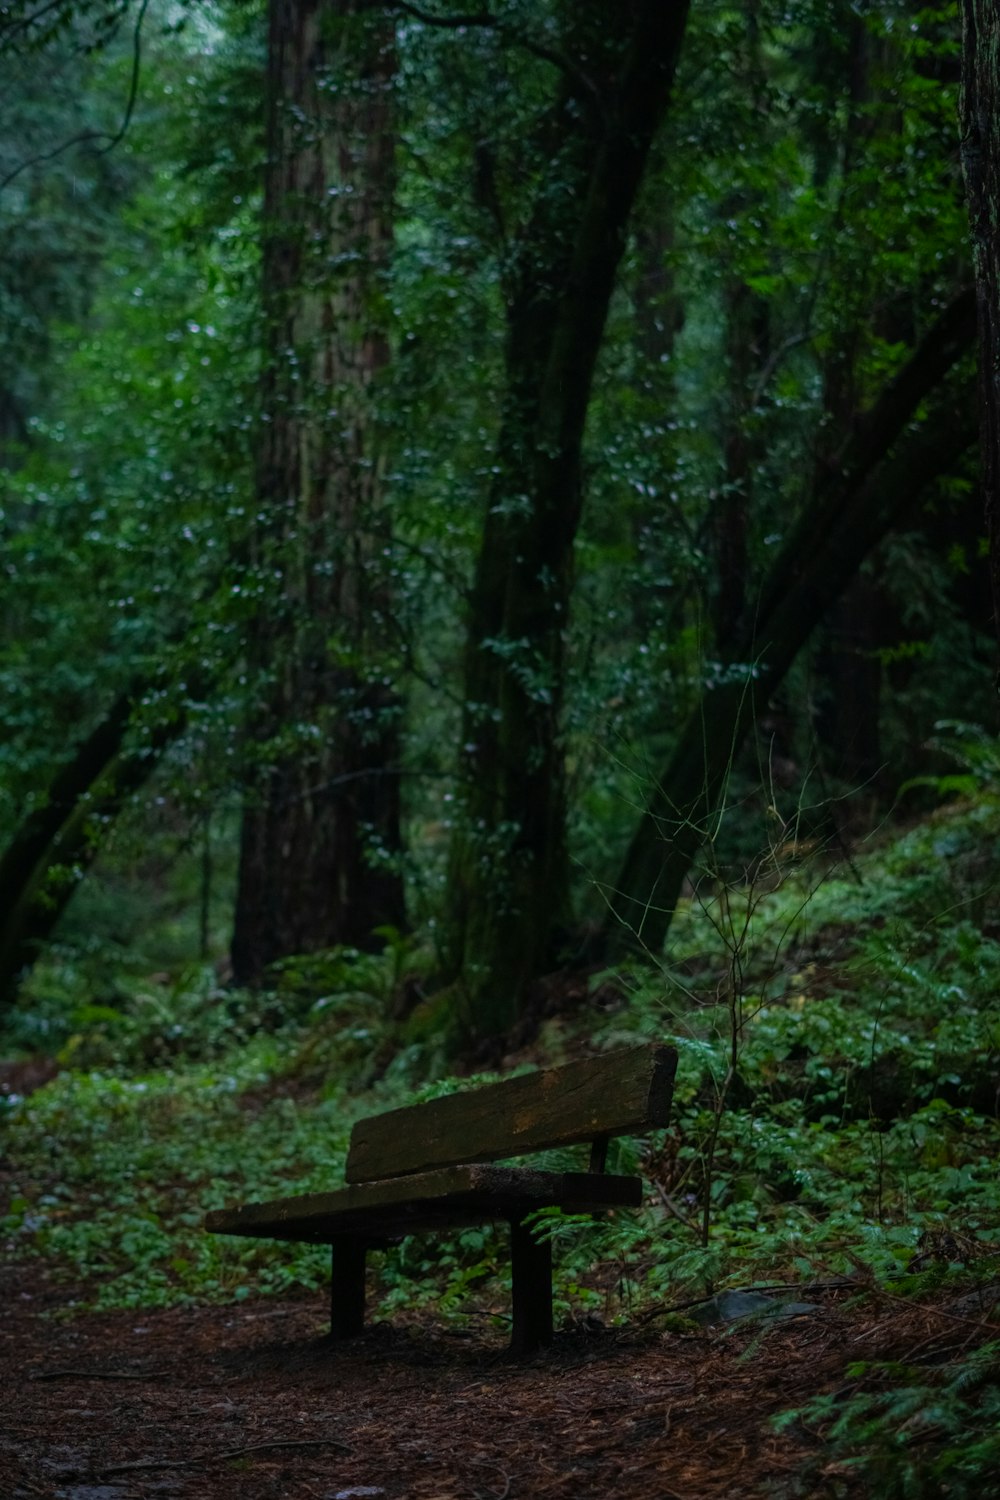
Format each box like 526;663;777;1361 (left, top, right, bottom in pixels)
443;1;690;1042
232;0;403;985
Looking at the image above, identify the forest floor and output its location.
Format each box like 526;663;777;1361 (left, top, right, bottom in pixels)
4;1254;989;1500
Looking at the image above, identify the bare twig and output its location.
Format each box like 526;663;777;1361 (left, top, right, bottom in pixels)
87;1436;353;1479
651;1180;699;1233
395;1;602;110
0;0;149;196
0;0;69;48
397;1;495;25
749;330;814;409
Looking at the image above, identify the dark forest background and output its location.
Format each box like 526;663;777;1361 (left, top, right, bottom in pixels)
3;2;1000;1485
2;0;996;1040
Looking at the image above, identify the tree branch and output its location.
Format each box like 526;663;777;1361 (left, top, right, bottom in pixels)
396;1;495;25
0;0;72;49
0;0;148;196
394;1;602;109
80;1437;353;1480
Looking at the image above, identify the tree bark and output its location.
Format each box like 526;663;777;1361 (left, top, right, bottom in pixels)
602;289;977;955
960;0;1000;662
443;0;690;1043
232;0;403;986
0;690;183;1004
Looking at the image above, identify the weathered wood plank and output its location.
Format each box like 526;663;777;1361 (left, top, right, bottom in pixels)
344;1043;677;1183
205;1165;642;1244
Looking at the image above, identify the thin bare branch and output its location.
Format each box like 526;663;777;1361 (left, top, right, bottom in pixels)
85;1437;353;1480
0;0;71;48
395;1;602;110
396;1;495;26
0;0;148;196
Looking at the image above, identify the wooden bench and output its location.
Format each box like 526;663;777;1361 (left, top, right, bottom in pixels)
205;1042;677;1354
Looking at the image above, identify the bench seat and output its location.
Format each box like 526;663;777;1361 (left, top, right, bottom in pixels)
205;1164;642;1243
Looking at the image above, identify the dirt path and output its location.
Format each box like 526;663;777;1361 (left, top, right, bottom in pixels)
0;1260;879;1500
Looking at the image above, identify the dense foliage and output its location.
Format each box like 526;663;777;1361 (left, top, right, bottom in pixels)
1;0;999;1490
1;0;992;1022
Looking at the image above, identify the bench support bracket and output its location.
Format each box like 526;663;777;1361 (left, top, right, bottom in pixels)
330;1236;367;1339
509;1215;553;1355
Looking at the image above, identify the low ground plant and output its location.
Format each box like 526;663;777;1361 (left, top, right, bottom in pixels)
775;1330;1000;1498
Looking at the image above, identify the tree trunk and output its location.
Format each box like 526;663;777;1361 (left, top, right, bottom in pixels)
443;1;690;1043
0;690;183;1004
960;0;1000;663
232;0;403;986
602;289;976;955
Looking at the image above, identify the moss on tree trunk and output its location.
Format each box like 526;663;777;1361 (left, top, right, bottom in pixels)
232;0;403;985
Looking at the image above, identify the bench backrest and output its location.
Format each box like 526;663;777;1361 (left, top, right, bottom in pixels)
345;1042;677;1184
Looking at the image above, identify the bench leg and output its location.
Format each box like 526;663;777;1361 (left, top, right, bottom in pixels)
509;1216;553;1355
330;1237;367;1339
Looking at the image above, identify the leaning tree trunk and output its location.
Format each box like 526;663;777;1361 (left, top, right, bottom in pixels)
960;0;1000;662
0;689;184;1005
602;289;977;956
443;1;690;1044
232;0;403;986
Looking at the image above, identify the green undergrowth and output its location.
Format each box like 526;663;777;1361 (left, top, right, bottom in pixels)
775;1331;1000;1498
2;800;999;1417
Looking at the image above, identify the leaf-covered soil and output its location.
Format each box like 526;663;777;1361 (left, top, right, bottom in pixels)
4;1257;996;1500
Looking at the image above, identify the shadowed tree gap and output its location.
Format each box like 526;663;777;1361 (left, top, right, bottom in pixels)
232;0;403;986
711;0;771;655
810;15;907;801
